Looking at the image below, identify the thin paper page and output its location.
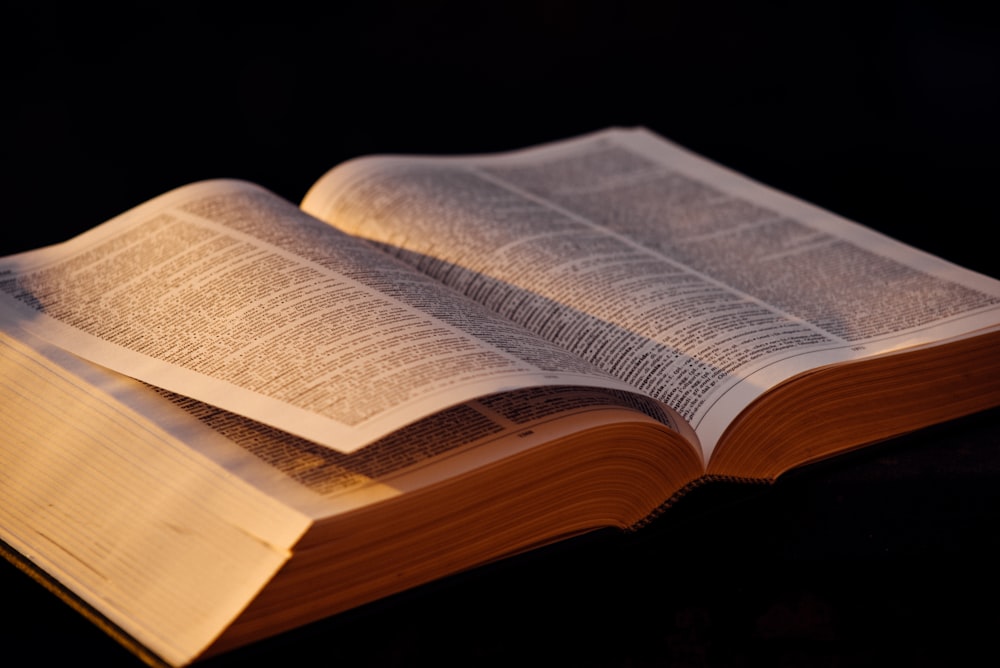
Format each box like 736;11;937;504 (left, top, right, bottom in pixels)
301;127;1000;458
0;180;641;453
0;329;309;666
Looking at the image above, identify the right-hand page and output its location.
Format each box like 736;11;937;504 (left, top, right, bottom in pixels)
301;127;1000;462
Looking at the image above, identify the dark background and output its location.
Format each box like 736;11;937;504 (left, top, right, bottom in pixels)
2;1;999;665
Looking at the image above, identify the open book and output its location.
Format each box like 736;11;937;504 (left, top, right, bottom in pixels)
2;127;999;666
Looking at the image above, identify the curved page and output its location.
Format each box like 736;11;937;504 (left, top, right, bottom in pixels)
302;127;1000;458
0;180;670;453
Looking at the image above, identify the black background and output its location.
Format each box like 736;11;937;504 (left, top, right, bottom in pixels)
2;2;999;665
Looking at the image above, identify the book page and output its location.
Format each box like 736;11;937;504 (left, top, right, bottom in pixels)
0;325;309;666
301;127;1000;458
0;179;669;453
2;320;691;521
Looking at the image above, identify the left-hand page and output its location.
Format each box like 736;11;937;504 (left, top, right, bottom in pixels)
0;180;638;452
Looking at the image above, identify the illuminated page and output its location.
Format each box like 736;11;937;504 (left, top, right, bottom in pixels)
0;180;644;453
301;127;1000;458
0;325;309;666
